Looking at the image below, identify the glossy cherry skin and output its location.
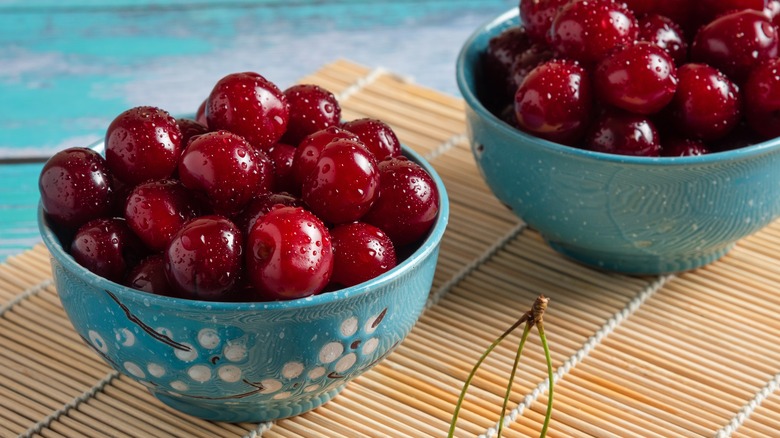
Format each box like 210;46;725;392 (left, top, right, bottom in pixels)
267;142;298;193
123;179;201;252
507;43;554;96
178;130;274;215
281;84;341;146
330;222;397;287
766;0;780;26
245;206;333;300
164;215;243;300
549;0;638;65
291;126;361;188
585;111;661;157
301;139;380;224
744;58;780;139
176;118;209;147
39;147;116;229
662;138;711;156
70;217;146;283
513;59;593;146
341;118;402;160
234;192;301;236
195;99;208;126
105;106;182;185
695;0;768;25
206;71;289;152
125;254;177;297
481;26;533;107
622;0;695;31
362;156;439;247
668;63;742;141
519;0;571;44
692;9;779;83
638;14;688;65
594;41;678;115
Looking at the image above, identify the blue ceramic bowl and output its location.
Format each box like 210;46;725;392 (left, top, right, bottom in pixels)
38;144;448;423
457;9;780;274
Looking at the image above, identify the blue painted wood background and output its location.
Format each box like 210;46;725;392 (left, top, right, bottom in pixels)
0;0;515;261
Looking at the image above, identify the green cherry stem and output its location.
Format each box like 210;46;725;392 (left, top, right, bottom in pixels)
497;321;533;437
538;320;553;438
448;312;532;438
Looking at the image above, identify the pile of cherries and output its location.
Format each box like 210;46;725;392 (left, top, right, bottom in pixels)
39;72;440;302
482;0;780;156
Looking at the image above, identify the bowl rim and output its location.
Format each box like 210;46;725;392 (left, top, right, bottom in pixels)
38;142;450;313
455;7;780;167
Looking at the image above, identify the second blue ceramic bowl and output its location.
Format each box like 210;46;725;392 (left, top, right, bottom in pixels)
456;9;780;274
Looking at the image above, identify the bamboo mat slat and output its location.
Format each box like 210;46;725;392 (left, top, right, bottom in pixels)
2;59;780;438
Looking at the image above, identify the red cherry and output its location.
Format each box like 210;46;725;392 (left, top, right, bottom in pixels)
550;0;639;65
125;254;177;297
519;0;571;44
586;111;661;157
692;9;779;83
70;217;146;283
341;118;402;161
662;138;711;156
301;139;380;224
507;43;554;97
39;147;116;229
176;118;208;147
245;206;333;300
164;215;243;300
638;14;689;65
594;41;678;115
234;192;301;236
481;26;534;106
330;222;397;287
695;0;768;26
206;72;289;152
178;130;274;215
267;142;298;193
766;0;780;26
281;84;341;146
668;63;742;141
123;179;201;252
744;58;780;139
195;99;207;126
105;106;182;185
291;126;361;188
513;59;593;146
622;0;695;31
362;156;439;247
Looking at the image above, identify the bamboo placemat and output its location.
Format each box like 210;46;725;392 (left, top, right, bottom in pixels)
2;59;780;438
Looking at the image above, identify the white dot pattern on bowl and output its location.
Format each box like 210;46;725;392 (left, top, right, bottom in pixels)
362;338;379;355
188;364;211;382
223;342;247;362
124;361;145;379
117;328;135;346
197;328;220;349
319;342;344;364
88;330;108;353
304;384;320;393
174;342;198;362
340;316;358;336
308;366;326;379
282;361;304;379
147;363;166;378
170;380;188;391
218;365;242;383
273;391;292;400
259;379;282;394
334;353;357;373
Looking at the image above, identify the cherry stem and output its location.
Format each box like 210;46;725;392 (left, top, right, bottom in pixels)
538;321;553;438
447;312;532;438
497;321;533;437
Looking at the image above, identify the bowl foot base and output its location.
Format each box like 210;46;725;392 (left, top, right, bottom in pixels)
546;241;735;275
152;383;347;423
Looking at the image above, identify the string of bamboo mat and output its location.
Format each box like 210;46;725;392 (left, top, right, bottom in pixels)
1;59;780;437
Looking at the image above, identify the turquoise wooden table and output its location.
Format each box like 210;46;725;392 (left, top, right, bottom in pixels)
0;0;514;261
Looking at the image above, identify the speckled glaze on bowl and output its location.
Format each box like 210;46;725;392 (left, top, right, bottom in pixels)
457;9;780;274
38;145;448;423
